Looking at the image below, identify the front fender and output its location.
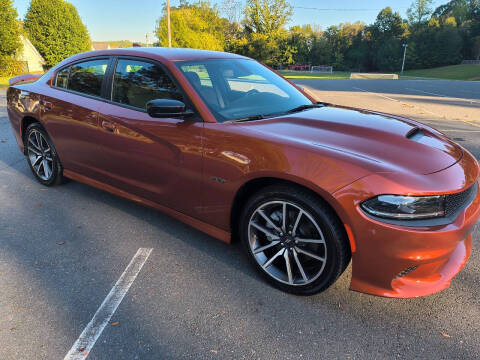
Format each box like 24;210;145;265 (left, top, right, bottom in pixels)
333;152;480;297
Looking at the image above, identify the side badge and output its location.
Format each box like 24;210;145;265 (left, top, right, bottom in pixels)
210;176;226;184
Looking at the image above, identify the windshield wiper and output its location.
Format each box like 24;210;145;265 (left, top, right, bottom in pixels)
286;103;324;114
229;114;265;122
229;103;325;122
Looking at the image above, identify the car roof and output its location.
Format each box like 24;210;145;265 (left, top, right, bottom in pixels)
64;47;248;64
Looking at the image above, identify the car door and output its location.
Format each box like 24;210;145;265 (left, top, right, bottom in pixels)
94;57;204;217
41;57;111;179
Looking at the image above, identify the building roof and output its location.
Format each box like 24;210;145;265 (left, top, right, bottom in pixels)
19;36;46;65
91;42;111;50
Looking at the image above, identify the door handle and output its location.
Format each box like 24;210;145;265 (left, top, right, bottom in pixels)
101;120;116;132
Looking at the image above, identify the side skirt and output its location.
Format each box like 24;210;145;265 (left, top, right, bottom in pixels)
63;169;231;243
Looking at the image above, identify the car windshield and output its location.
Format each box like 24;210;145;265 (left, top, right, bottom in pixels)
175;58;313;122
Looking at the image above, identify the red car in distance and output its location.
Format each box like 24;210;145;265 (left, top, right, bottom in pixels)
6;48;480;297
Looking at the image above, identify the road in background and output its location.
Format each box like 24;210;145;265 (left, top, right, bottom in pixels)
0;82;479;360
297;79;480;160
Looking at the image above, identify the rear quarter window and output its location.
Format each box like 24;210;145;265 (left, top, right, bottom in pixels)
57;59;109;97
55;67;70;89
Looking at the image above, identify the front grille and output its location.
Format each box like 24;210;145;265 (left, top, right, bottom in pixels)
445;183;477;215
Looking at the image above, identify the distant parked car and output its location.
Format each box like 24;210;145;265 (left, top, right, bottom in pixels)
6;48;480;297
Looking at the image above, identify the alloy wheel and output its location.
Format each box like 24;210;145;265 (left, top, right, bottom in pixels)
27;129;54;181
247;200;327;286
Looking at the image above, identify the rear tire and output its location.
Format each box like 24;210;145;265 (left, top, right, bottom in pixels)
240;184;350;295
25;123;64;186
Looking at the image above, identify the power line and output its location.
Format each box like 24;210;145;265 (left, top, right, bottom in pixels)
294;6;409;12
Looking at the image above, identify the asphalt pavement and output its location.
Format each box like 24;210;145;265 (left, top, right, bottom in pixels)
0;80;479;360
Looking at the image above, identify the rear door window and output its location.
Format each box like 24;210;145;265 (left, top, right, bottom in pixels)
65;59;109;97
111;59;182;110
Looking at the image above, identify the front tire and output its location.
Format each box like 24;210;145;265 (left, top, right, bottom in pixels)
240;185;350;295
25;123;64;186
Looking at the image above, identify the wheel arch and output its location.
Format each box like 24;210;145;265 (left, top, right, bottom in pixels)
230;176;353;254
21;116;42;154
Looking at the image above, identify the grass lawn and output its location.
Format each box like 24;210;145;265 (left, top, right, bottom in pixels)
279;71;351;79
400;64;480;81
0;77;9;88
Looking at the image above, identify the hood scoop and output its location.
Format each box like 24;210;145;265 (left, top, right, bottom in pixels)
406;127;425;142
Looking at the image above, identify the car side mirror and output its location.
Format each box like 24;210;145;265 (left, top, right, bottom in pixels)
146;99;194;118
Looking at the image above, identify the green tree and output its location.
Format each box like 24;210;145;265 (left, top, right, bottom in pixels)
150;0;480;71
287;25;317;64
407;0;433;25
155;1;227;51
234;0;292;66
324;22;365;70
0;0;22;57
369;8;407;71
244;0;292;35
435;25;463;64
432;0;475;25
220;0;245;47
430;1;480;60
345;31;370;71
375;39;403;71
406;17;463;69
308;33;330;67
230;32;289;66
371;7;407;39
24;0;91;67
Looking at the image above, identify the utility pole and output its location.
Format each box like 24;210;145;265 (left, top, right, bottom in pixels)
401;44;408;75
167;0;172;48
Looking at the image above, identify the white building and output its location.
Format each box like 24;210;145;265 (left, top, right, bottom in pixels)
16;36;46;73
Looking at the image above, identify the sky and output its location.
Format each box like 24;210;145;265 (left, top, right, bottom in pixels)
13;0;447;43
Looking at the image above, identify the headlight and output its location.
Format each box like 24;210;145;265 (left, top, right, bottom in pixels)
361;195;446;219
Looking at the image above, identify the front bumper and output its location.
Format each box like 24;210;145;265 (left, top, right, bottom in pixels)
334;152;480;298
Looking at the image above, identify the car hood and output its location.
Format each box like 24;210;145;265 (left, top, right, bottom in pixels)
240;106;463;175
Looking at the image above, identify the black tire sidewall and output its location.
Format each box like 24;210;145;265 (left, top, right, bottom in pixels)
25;123;62;186
240;185;347;295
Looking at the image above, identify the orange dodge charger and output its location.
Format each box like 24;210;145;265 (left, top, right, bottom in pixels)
7;48;480;297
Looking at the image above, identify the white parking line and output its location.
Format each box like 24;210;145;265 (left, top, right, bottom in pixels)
64;248;153;360
352;86;400;102
406;87;448;98
352;86;441;117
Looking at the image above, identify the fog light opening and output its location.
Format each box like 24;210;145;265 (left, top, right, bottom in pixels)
394;265;419;280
